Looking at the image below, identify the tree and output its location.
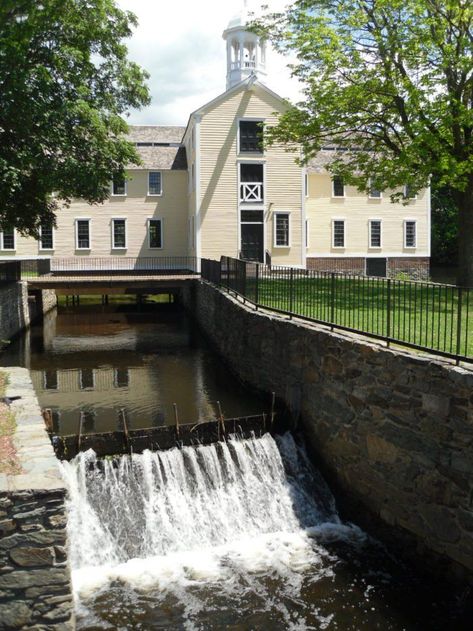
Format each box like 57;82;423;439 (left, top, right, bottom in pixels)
431;185;458;268
254;0;473;285
0;0;150;236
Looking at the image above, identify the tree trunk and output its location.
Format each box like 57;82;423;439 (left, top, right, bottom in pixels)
455;180;473;287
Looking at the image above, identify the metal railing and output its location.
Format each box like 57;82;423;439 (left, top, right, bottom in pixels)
201;257;473;364
0;257;198;282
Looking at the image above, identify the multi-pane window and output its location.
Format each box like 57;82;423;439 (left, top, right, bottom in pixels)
76;219;90;249
304;173;309;197
369;220;382;248
404;184;416;199
112;174;126;196
1;228;15;250
148;171;162;195
405;220;417;248
40;224;54;250
332;176;345;197
114;368;129;388
239;120;263;153
274;213;290;247
305;219;309;248
79;369;94;390
44;370;58;390
369;179;382;198
148;219;163;249
112;219;126;249
333;220;345;247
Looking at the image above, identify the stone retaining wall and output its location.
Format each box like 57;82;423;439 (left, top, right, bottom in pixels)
0;284;56;345
183;281;473;584
0;368;73;630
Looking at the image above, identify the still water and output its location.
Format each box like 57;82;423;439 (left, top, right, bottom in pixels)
1;299;471;630
0;300;266;435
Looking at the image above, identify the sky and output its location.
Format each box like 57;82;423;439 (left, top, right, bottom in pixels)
116;0;300;127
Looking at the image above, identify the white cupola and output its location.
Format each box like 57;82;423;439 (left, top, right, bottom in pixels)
222;1;267;90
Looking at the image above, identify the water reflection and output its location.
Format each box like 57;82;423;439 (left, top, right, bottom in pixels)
1;302;265;435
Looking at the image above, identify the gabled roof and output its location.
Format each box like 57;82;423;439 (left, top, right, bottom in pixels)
129;146;187;171
125;125;187;171
127;125;185;144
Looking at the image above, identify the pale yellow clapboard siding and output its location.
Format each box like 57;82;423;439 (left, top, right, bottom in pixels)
198;84;303;266
306;174;429;256
6;171;188;258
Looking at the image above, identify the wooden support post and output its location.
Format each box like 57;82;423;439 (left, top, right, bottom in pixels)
217;400;225;440
120;408;130;453
173;403;179;439
78;411;85;452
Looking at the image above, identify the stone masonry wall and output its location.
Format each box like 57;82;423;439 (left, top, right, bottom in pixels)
0;284;56;345
0;368;73;630
183;281;473;584
306;256;430;280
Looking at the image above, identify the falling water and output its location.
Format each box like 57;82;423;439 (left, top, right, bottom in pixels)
60;433;465;630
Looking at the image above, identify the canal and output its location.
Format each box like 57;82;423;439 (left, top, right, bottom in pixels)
1;297;470;630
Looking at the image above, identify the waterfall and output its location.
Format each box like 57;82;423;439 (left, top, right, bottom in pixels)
61;433;367;628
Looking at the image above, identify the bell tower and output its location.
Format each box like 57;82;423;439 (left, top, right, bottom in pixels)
222;1;267;90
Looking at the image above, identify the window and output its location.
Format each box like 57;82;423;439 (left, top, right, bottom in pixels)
369;220;382;248
369;179;382;198
0;228;15;250
148;171;162;196
332;176;345;198
112;219;126;249
239;120;263;153
114;368;129;388
404;220;417;248
332;220;345;248
274;212;290;247
148;219;163;249
79;369;94;390
44;370;58;390
305;219;309;249
240;163;264;203
366;258;387;278
112;174;126;196
75;219;90;249
404;184;417;199
39;224;54;250
304;173;309;197
80;410;96;433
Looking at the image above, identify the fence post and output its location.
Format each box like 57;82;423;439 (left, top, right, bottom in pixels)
289;267;294;317
330;273;335;330
456;287;463;364
386;278;392;348
255;263;259;310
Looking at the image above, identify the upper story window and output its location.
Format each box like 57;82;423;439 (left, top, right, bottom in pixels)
274;212;290;247
148;218;163;249
75;219;90;250
79;368;95;390
332;219;345;248
239;120;263;153
369;220;382;248
369;179;382;199
404;184;417;200
112;218;126;249
304;173;309;197
404;220;417;248
240;163;264;203
148;171;162;196
112;174;127;196
39;223;54;250
332;176;345;198
0;228;15;250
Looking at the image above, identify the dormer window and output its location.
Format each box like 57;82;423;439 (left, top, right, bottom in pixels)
239;120;263;153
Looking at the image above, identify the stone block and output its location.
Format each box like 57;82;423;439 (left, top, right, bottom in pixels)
0;568;69;589
10;546;55;567
0;519;16;536
0;601;32;629
422;393;451;417
366;434;400;464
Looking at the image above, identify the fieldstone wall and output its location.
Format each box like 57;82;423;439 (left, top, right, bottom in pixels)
183;281;473;583
306;256;430;279
0;283;56;345
0;368;73;630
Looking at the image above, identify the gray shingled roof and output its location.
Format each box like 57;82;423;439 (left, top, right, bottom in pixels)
307;149;347;174
126;125;185;144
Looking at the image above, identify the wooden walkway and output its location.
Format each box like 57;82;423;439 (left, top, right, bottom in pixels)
27;273;198;294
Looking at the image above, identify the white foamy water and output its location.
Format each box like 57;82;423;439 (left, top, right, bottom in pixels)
61;433;367;627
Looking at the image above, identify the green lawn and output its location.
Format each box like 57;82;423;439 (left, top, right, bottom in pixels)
241;276;473;359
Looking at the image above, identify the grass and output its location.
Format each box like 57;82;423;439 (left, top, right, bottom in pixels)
0;371;21;475
241;276;473;359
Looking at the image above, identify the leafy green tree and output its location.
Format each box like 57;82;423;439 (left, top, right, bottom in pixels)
0;0;150;236
254;0;473;285
431;185;458;267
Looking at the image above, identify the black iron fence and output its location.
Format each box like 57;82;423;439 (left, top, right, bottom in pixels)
201;257;473;363
0;257;198;282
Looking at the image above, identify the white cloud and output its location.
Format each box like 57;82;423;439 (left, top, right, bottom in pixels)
116;0;301;126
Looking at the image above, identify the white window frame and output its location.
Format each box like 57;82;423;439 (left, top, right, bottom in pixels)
79;368;95;391
111;218;127;250
237;118;265;155
332;218;346;248
148;171;162;196
273;211;291;248
305;219;309;249
368;178;382;199
404;185;417;200
369;219;382;249
111;176;127;197
39;224;54;251
75;218;91;250
0;228;16;251
114;368;129;389
147;217;163;250
304;173;309;198
404;219;417;248
332;176;345;198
